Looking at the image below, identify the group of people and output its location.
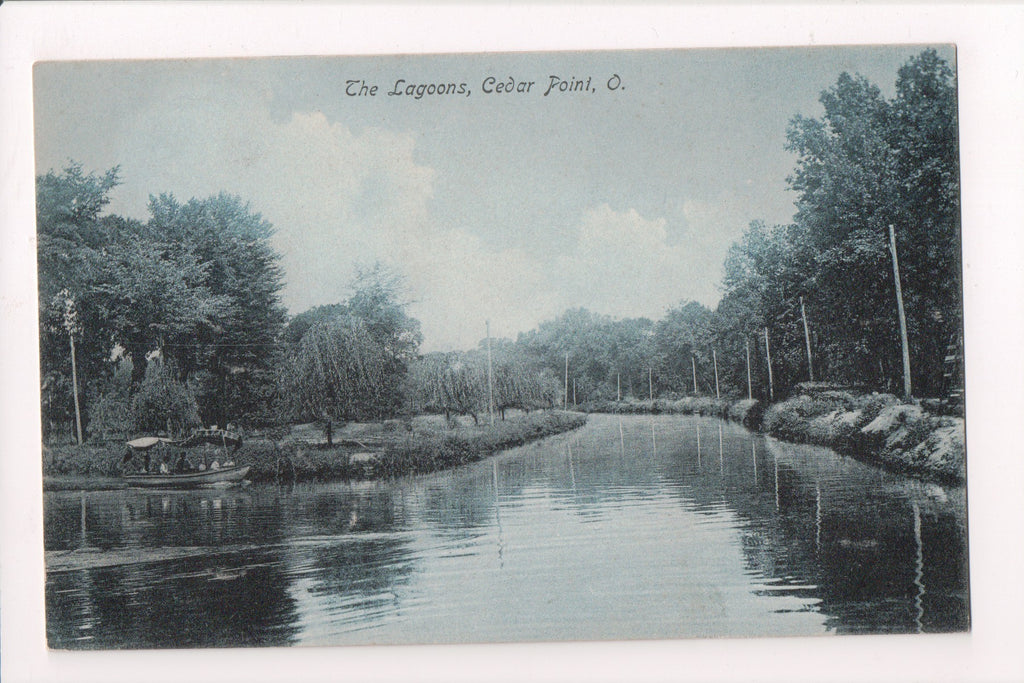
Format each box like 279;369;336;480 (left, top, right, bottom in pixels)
122;447;234;475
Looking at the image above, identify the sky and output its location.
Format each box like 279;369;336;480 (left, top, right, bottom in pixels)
33;45;954;351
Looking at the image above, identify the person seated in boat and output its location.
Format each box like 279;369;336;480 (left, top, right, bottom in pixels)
197;461;206;471
143;452;152;474
159;456;171;474
174;451;191;474
210;459;221;470
121;447;147;474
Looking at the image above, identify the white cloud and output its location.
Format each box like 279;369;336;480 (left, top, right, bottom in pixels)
555;204;724;322
100;92;733;351
112;98;559;351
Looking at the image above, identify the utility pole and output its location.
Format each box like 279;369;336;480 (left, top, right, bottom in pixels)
889;224;913;398
617;372;621;402
61;294;83;446
573;378;577;408
691;355;698;394
564;353;568;410
648;367;654;403
764;327;775;402
486;320;495;426
69;332;83;446
800;296;815;383
712;350;721;400
745;338;752;401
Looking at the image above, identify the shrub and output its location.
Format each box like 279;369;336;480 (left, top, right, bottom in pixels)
129;358;200;437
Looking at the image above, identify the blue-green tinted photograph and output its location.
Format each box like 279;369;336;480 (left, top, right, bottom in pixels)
36;46;967;648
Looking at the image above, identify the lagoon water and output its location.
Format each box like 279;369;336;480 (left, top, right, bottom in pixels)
45;414;969;648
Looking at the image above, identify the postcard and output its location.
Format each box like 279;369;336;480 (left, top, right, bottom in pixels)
3;4;1023;683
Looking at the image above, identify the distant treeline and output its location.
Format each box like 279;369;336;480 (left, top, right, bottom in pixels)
37;49;961;444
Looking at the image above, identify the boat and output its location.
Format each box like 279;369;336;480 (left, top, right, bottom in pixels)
122;427;248;488
123;464;251;488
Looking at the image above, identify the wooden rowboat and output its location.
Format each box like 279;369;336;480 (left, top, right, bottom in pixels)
123;464;251;488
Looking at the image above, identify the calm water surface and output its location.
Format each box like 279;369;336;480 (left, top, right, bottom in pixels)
45;414;969;648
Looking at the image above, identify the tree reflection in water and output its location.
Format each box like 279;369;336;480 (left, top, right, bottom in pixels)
45;415;968;648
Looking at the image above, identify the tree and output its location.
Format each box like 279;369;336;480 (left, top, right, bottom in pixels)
86;347;134;441
144;193;287;425
345;263;422;415
715;221;809;398
781;49;960;396
279;265;421;421
36;163;122;440
516;308;655;402
278;314;389;421
408;352;487;425
651;301;713;395
485;340;559;418
129;355;201;437
37;164;289;439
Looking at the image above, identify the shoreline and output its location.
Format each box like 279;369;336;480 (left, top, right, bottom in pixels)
581;391;965;485
42;410;588;490
41;393;966;490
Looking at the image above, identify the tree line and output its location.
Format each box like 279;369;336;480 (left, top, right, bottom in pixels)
37;49;961;443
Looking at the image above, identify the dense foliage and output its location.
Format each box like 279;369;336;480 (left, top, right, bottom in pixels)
406;344;558;425
37;166;286;440
778;49;960;396
277;265;422;422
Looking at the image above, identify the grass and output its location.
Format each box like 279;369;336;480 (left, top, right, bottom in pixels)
582;395;762;427
42;409;587;486
373;410;586;477
762;392;965;484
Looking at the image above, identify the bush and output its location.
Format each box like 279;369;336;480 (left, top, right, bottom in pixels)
130;359;200;437
762;392;965;484
728;399;764;429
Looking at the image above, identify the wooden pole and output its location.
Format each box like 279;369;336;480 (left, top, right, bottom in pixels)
764;327;775;402
889;224;913;398
712;349;720;400
69;333;83;446
486;320;494;426
691;355;698;394
617;372;621;402
648;367;653;403
564;353;568;410
800;296;815;383
746;338;752;400
572;378;577;408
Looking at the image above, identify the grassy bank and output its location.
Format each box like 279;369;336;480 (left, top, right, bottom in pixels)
42;410;587;487
584;391;964;485
761;390;965;485
373;410;587;477
581;396;764;429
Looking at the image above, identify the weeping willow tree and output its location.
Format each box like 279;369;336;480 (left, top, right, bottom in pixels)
278;315;389;421
129;356;201;437
408;352;488;426
407;348;558;425
490;350;559;419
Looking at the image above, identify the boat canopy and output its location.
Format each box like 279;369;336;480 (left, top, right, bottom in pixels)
125;436;177;450
126;428;242;452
